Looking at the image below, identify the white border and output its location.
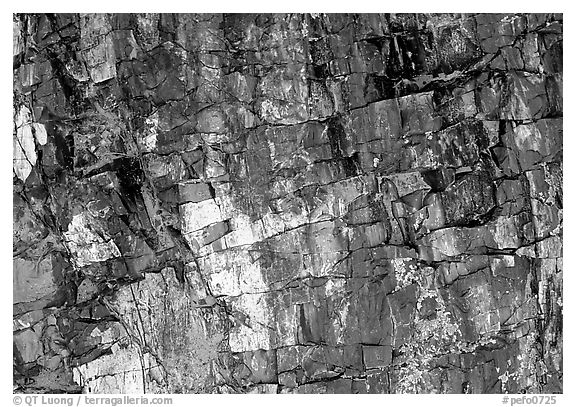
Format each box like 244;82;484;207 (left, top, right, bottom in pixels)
2;4;571;405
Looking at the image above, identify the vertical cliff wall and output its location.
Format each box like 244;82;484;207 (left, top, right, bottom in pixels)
13;13;562;394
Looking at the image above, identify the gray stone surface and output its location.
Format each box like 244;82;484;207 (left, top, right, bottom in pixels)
13;13;562;394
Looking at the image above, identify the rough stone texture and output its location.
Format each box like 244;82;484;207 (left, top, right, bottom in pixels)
13;13;562;394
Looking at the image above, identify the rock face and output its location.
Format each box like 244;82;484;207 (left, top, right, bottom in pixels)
13;13;562;394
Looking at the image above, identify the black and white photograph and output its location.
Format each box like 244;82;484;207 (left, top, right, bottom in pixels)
11;8;564;400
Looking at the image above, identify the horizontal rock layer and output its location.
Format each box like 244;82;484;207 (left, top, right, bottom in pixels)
13;13;562;394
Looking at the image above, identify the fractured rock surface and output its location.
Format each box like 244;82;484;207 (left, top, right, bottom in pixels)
13;13;562;394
